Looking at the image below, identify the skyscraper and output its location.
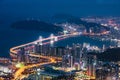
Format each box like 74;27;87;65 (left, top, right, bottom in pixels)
17;48;25;62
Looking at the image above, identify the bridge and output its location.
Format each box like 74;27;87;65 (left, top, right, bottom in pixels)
9;31;107;80
10;33;78;80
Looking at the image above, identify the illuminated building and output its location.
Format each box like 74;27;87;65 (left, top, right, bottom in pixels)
74;63;80;70
62;54;73;68
57;47;65;57
33;42;44;55
48;47;57;56
0;64;12;75
83;43;90;49
42;45;49;56
24;53;30;63
17;48;25;62
87;54;96;77
33;44;40;53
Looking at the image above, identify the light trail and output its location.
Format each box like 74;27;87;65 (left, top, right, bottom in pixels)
10;33;77;80
10;32;107;80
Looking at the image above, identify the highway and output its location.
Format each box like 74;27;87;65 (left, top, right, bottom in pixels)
10;33;78;80
14;55;58;80
10;32;108;80
10;33;76;54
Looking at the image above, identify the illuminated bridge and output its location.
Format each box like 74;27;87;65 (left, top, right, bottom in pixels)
9;31;107;80
9;33;79;80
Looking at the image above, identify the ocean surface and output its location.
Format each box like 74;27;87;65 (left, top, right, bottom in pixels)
0;29;50;57
55;36;114;48
0;24;114;58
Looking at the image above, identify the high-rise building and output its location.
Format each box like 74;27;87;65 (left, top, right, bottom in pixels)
33;44;40;53
62;54;73;68
87;55;96;77
17;48;25;62
24;51;30;63
33;43;45;55
42;45;48;56
57;47;65;57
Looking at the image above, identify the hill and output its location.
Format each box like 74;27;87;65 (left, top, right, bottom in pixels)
88;48;120;62
53;14;110;33
11;20;63;33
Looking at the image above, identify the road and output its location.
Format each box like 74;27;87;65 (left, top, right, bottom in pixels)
14;55;58;80
10;32;107;80
10;33;78;80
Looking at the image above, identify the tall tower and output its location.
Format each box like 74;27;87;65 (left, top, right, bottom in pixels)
50;34;54;47
25;53;30;63
87;55;96;77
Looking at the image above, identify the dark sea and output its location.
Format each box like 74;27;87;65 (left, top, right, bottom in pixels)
0;0;120;57
55;36;114;48
0;27;50;58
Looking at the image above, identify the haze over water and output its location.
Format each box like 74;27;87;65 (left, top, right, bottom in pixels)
0;0;120;57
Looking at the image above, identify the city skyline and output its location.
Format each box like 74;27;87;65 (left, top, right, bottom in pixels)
0;0;120;80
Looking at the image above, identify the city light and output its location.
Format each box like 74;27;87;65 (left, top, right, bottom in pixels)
1;1;120;80
15;63;24;68
1;15;120;80
50;40;54;44
63;30;68;35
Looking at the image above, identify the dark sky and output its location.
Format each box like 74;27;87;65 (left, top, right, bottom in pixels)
0;0;120;19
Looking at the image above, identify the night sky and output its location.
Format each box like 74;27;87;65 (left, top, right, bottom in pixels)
0;0;120;19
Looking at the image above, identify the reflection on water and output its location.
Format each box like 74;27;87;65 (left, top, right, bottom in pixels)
55;36;114;48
